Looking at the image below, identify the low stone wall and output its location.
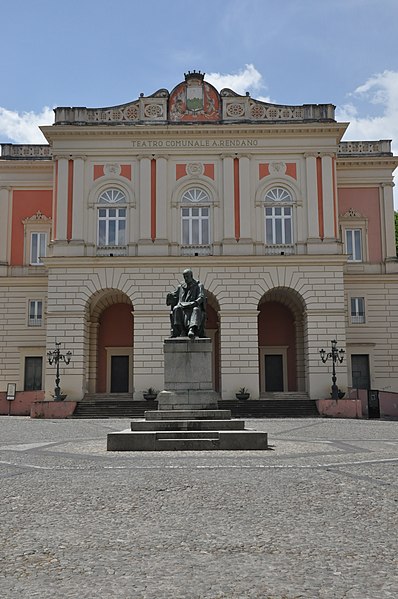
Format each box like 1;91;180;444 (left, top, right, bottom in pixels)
0;390;45;416
316;398;362;419
30;400;77;419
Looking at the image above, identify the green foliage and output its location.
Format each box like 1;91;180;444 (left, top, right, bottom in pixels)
395;212;398;254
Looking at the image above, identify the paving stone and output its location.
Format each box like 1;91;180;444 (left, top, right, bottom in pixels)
0;416;397;599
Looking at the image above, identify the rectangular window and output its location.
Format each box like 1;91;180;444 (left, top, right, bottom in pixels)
351;297;365;324
346;229;362;261
265;206;292;244
30;232;47;265
28;300;43;326
181;207;210;245
98;208;126;246
24;357;43;391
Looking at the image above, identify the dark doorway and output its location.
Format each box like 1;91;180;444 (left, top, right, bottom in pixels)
265;354;284;392
111;355;129;393
24;357;43;391
351;354;370;389
367;390;380;419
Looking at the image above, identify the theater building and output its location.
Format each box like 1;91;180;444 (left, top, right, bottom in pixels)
1;71;398;414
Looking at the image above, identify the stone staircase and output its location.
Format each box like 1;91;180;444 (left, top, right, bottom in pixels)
107;409;268;451
219;393;319;418
73;394;157;418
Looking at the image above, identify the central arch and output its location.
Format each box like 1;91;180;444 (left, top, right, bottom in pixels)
258;287;306;395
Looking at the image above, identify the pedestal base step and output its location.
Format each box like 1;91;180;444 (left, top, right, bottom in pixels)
145;409;231;420
107;429;268;451
131;419;245;432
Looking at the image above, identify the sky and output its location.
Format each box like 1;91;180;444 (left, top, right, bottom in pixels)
1;0;398;198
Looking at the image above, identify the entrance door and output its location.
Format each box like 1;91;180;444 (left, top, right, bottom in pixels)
265;354;284;392
351;354;370;389
110;355;129;393
24;357;43;390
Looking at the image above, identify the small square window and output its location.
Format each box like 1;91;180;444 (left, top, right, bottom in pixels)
28;300;43;327
351;297;365;324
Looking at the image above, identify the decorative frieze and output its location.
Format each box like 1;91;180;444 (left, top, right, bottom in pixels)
338;141;392;156
0;144;52;160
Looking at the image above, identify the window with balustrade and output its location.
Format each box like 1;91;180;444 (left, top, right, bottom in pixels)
264;187;294;254
180;187;212;256
97;188;127;255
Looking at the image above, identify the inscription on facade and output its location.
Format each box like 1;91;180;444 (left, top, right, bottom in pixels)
131;139;258;149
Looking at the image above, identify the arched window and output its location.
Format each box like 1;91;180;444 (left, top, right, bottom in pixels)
180;187;211;254
97;188;127;249
264;187;294;247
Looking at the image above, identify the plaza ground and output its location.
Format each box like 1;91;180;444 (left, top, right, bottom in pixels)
0;416;397;599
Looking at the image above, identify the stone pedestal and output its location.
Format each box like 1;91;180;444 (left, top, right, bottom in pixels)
157;337;218;410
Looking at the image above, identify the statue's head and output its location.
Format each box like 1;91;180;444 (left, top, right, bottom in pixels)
183;268;194;284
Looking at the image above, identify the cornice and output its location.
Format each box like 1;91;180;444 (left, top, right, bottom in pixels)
41;122;347;141
337;157;398;169
41;254;349;270
0;161;53;172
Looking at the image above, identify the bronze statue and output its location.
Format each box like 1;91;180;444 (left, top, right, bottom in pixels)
167;269;206;338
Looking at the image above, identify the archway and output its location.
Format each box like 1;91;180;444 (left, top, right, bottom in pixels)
205;290;220;392
258;288;306;395
88;290;133;394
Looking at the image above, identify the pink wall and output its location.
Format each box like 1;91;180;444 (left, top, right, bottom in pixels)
0;390;45;416
317;399;362;418
30;400;77;418
258;301;297;391
379;391;398;420
338;187;382;263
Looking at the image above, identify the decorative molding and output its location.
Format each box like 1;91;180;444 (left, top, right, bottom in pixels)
22;210;52;224
340;208;363;218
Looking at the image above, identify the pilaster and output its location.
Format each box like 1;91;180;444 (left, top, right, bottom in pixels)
71;156;86;247
137;156;151;253
0;186;11;269
221;154;235;249
305;153;320;250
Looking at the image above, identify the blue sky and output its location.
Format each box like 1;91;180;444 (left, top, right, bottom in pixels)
1;0;398;160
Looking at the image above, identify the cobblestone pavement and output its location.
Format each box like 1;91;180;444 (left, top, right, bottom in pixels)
0;416;397;599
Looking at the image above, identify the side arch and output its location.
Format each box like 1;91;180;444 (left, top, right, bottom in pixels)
258;287;307;394
87;289;134;394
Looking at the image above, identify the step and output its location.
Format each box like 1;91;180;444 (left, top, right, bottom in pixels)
156;431;220;440
131;419;245;432
145;409;231;421
107;429;268;451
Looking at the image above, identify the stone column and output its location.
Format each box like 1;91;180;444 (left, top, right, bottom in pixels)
71;156;86;246
219;309;260;399
0;186;11;270
381;183;397;265
238;155;253;253
321;154;336;240
222;154;235;250
54;156;69;241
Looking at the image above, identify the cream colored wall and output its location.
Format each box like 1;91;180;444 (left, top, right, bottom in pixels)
0;278;48;390
40;256;348;400
345;276;398;392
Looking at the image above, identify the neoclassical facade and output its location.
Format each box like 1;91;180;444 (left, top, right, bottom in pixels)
1;71;397;408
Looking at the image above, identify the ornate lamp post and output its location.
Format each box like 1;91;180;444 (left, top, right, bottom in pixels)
47;341;72;401
319;339;345;400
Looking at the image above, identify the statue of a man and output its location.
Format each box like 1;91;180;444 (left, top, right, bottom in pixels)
166;269;206;339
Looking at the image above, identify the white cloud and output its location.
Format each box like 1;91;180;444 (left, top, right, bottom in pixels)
206;64;264;95
336;70;398;155
0;106;54;144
